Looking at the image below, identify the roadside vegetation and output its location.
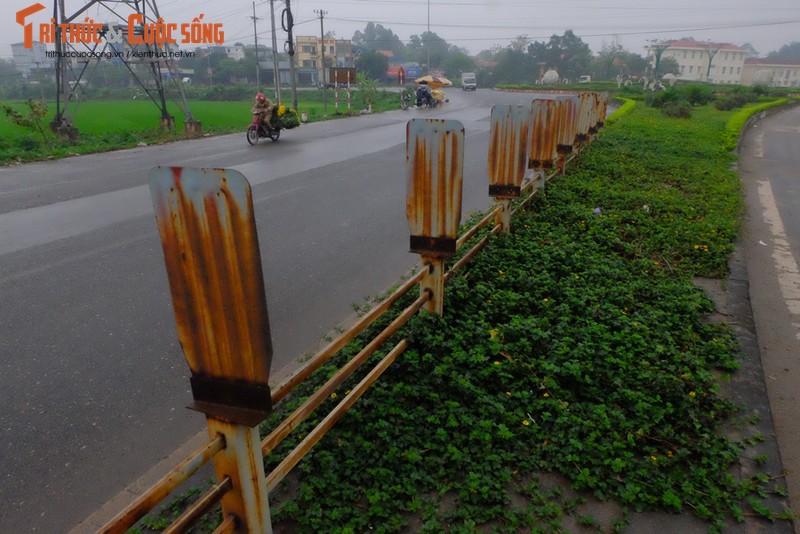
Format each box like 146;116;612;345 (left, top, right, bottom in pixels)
0;84;400;165
129;90;798;532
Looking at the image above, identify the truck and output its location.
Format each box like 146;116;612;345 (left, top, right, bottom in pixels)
461;72;477;91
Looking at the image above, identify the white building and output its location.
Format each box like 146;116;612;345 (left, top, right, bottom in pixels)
11;41;52;78
646;39;749;84
741;58;800;88
208;45;245;61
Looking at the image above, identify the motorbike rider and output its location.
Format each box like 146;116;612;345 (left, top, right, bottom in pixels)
415;85;433;108
251;92;274;130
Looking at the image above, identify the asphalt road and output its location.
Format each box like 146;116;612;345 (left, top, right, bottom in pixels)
738;104;800;518
0;88;538;532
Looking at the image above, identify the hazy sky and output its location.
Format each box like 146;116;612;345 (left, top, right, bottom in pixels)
4;0;799;59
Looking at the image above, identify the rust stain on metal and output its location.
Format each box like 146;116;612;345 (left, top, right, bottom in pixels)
488;105;530;196
529;99;560;171
149;167;273;419
406;119;465;256
576;91;594;144
206;419;271;531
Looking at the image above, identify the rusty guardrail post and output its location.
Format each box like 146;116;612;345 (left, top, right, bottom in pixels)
406;119;465;315
149;166;274;533
547;94;581;174
528;98;561;190
488;105;531;234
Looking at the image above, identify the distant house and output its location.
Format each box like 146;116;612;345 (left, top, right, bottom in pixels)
646;39;749;84
208;45;245;61
295;36;354;85
11;41;52;78
741;57;800;87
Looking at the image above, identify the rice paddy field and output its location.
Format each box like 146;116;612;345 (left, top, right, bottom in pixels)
0;94;373;163
0;99;253;137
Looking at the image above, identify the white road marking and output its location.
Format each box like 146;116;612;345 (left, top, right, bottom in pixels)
754;132;764;158
757;179;800;340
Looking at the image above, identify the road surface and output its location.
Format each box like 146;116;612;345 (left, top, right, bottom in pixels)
0;88;537;532
738;104;800;518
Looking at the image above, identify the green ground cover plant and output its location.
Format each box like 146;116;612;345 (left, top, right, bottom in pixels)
245;103;794;533
133;100;798;533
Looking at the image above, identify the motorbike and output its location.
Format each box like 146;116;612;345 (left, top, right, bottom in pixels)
415;87;437;109
247;108;280;144
403;86;449;110
400;89;413;110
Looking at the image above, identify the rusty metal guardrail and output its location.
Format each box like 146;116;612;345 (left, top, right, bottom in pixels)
98;91;607;534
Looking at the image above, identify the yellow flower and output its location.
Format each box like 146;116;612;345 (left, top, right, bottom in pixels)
650;455;658;461
522;420;531;426
506;391;512;397
278;104;287;116
330;392;338;399
493;361;501;366
543;392;550;398
689;391;696;398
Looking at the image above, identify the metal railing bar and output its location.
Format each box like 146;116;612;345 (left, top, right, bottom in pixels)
212;514;237;534
512;187;540;215
261;291;431;457
163;476;233;534
265;340;409;493
99;435;226;533
445;224;503;283
270;268;427;405
457;204;503;249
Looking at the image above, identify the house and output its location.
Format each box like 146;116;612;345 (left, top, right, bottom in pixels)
11;41;52;78
212;45;245;61
646;39;749;84
741;57;800;87
295;36;354;85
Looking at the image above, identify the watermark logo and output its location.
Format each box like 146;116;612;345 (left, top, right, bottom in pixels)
16;2;46;48
16;3;225;48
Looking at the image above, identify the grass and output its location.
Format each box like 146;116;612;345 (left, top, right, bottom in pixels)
0;89;401;164
131;99;798;532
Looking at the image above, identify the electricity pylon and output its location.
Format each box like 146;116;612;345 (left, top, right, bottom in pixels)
50;0;199;138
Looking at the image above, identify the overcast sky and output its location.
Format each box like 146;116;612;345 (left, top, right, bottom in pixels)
4;0;799;59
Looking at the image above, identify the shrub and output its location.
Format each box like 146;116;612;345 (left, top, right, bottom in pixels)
683;84;714;106
714;92;757;111
752;85;770;97
662;100;692;118
605;97;635;125
645;87;682;108
19;135;41;151
722;98;790;151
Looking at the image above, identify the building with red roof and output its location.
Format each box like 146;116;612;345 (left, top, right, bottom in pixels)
741;57;800;87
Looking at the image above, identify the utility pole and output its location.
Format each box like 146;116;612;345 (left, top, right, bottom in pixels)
269;0;281;102
315;9;328;111
250;1;260;91
427;0;430;72
283;0;299;110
